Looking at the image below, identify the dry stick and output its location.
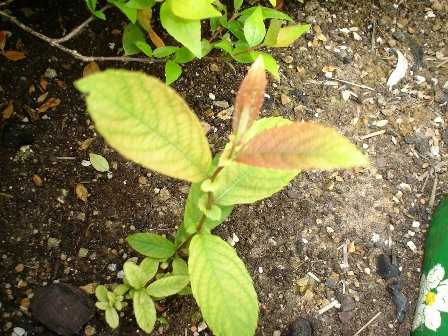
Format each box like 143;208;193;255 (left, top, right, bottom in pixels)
0;9;166;64
436;59;448;68
332;78;375;91
352;311;382;336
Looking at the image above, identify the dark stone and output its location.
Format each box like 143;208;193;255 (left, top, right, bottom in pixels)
283;317;316;336
435;89;448;104
377;254;400;280
387;281;409;324
30;283;94;336
304;33;315;41
1;119;34;149
338;311;354;322
325;278;337;288
392;31;405;42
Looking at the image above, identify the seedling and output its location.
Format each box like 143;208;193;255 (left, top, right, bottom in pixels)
84;0;311;83
75;56;368;335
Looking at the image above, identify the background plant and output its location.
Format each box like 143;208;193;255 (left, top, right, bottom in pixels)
84;0;311;83
75;56;368;335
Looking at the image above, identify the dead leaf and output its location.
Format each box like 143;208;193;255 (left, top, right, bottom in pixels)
37;92;49;103
39;76;48;92
79;283;98;295
322;65;337;72
83;62;100;77
24;105;39;121
217;106;234;120
32;174;43;186
348;241;356;253
274;0;283;10
20;297;31;308
75;183;89;203
1;50;26;61
57;80;67;89
38;97;60;113
0;31;6;53
2;101;13;119
387;50;408;90
28;84;35;94
79;137;95;150
148;26;165;48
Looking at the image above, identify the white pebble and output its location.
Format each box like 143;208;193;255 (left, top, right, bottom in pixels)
258;266;263;274
364;267;371;275
371;233;380;243
107;263;117;272
407;241;417;252
208;93;216;100
412;221;420;228
326;226;334;233
13;327;26;336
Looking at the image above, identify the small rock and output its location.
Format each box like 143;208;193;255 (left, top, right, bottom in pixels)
432;0;443;11
159;187;171;201
377;254;400;280
84;325;96;336
15;264;24;272
338;311;354;322
284;318;316;336
30;283;94;336
392;32;404;42
213;100;229;108
45;68;57;78
138;176;147;185
78;248;89;258
13;327;26;336
47;237;61;248
209;63;219;72
435;89;448;104
273;331;281;336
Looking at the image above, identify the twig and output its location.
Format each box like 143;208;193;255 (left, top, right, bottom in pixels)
333;78;375;91
436;59;448;68
359;129;386;140
352;311;382;336
0;9;165;64
317;299;340;315
429;172;438;209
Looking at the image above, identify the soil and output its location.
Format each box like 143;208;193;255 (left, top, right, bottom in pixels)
1;0;447;335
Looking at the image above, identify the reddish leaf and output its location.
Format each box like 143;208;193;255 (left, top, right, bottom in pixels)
0;31;6;53
232;56;267;138
2;50;26;61
235;122;368;170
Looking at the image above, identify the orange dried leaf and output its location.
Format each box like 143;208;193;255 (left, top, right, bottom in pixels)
38;98;61;113
83;62;100;77
235;122;369;170
57;80;67;89
29;84;36;94
148;26;165;48
39;76;48;91
79;137;95;150
233;56;267;137
75;183;89;203
348;241;356;253
25;105;39;121
20;297;31;308
2;50;26;61
79;283;98;295
37;92;49;103
322;65;337;72
274;0;283;9
0;31;6;53
3;101;14;119
33;174;43;186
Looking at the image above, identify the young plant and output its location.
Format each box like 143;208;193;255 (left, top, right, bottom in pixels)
75;56;368;335
84;0;311;83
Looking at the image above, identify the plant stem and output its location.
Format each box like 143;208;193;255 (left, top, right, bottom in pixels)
208;11;238;43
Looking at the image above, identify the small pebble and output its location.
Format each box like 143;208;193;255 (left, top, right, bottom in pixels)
13;327;26;336
78;248;89;258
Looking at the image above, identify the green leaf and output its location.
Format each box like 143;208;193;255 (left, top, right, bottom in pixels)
172;256;188;275
170;0;221;20
127;233;176;258
234;0;243;11
182;177;234;234
96;285;109;302
178;287;192;295
189;233;258;336
214;39;233;53
114;284;130;296
235;122;369;170
135;41;152;56
146;275;190;297
122;23;146;55
212;117;298;205
268;0;276;6
243;7;265;47
105;307;119;329
125;0;155;9
95;301;110;310
75;70;212;182
239;6;294;22
173;47;195;64
271;24;311;47
165;60;182;85
123;261;150;289
231;45;254;63
153;46;179;58
140;257;160;280
233;56;266;138
114;1;138;23
89;153;110;172
133;290;156;333
160;0;202;58
252;51;279;81
263;19;283;47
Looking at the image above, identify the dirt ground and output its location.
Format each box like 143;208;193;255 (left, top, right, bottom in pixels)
1;0;447;335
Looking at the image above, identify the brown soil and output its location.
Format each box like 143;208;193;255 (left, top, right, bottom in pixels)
1;0;447;335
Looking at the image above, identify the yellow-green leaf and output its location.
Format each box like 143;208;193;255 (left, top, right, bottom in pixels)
244;7;266;47
189;233;258;336
170;0;221;20
271;24;311;47
75;70;211;182
133;291;156;333
89;153;109;172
